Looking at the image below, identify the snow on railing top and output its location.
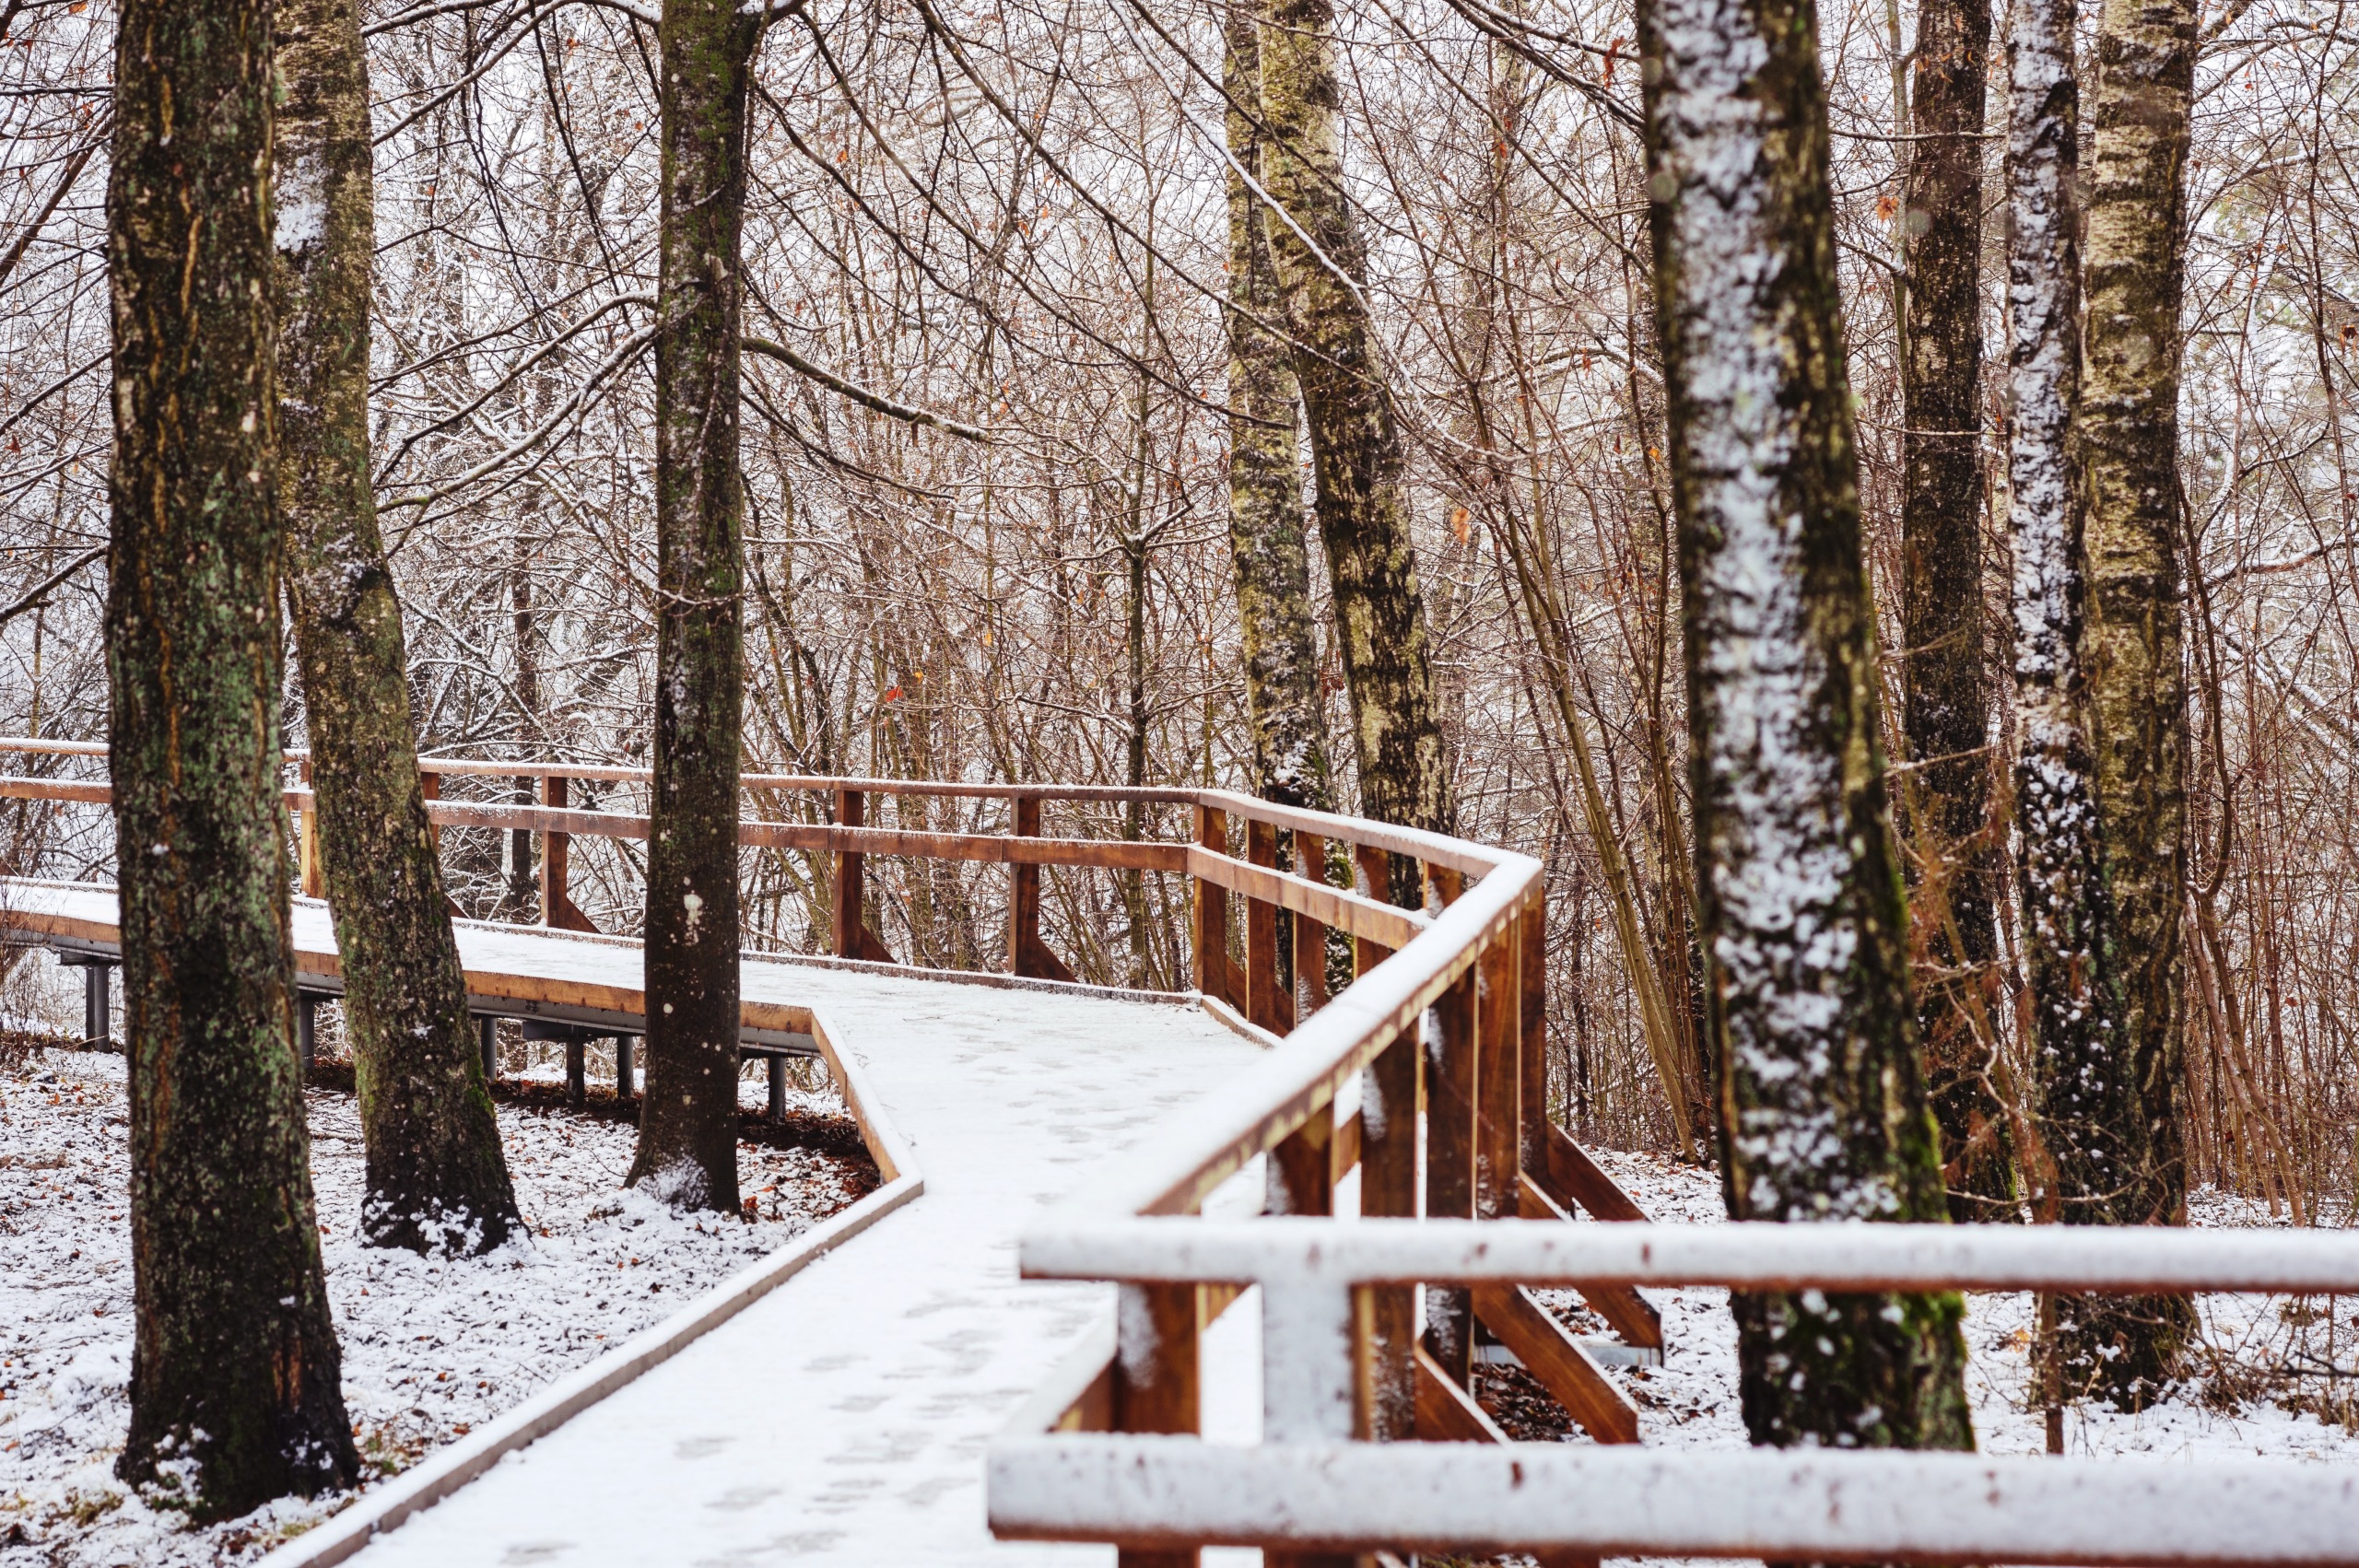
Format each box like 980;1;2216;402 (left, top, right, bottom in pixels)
1019;1215;2359;1295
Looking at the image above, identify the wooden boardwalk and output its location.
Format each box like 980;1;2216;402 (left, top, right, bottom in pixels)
2;878;1263;1565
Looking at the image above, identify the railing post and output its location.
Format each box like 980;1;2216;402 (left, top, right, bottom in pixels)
1191;804;1238;1007
1520;896;1549;1176
540;773;567;928
1353;840;1416;1442
1268;1100;1333;1217
1291;829;1332;1018
1007;794;1076;982
1243;816;1294;1034
1423;864;1477;1387
834;787;865;960
298;758;323;897
419;767;441;853
1113;1281;1200;1568
1477;917;1521;1223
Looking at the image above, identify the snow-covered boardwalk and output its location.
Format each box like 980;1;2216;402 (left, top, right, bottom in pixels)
2;878;1261;1566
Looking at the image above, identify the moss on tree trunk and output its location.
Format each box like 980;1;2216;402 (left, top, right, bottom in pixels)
106;0;358;1511
2071;0;2201;1400
276;0;520;1256
1259;0;1449;841
1638;0;1974;1454
1224;8;1330;813
630;0;757;1212
1901;0;2019;1223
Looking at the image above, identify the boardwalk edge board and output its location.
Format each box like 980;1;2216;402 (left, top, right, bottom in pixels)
255;1166;923;1568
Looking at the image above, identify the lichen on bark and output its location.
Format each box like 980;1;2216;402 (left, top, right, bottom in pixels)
107;0;358;1511
630;0;759;1212
276;0;520;1256
1259;0;1449;843
1223;5;1330;813
1638;0;1974;1453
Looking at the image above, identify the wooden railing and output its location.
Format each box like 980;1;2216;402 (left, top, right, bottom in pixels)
0;735;1683;1554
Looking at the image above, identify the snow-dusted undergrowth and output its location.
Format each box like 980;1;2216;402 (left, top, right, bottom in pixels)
0;1044;872;1565
1539;1149;2359;1478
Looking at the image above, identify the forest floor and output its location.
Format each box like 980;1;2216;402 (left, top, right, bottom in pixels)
1487;1148;2359;1563
0;1036;875;1567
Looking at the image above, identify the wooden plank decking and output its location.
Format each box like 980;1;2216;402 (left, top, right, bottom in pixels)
1;878;1265;1565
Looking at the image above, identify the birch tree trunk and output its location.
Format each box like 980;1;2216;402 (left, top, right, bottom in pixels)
276;0;520;1255
2074;0;2201;1397
1260;0;1449;841
1224;8;1329;813
1901;0;2018;1222
2003;0;2174;1408
1639;0;1973;1451
630;0;757;1212
107;0;358;1508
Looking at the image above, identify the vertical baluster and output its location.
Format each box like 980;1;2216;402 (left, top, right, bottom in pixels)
1477;919;1521;1223
1262;1274;1357;1568
541;774;569;928
420;767;442;851
1352;841;1416;1442
834;787;865;960
1113;1281;1200;1568
1423;864;1477;1387
1244;816;1293;1033
1191;804;1238;1007
1291;829;1332;1018
1520;897;1549;1179
1268;1102;1333;1217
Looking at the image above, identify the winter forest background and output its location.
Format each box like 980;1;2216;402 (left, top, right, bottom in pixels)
0;0;2353;1211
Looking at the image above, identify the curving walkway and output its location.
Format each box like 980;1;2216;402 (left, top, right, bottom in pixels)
2;879;1263;1566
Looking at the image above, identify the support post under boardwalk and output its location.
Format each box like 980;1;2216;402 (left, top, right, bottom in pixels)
1244;816;1295;1034
1423;864;1476;1387
1354;840;1416;1442
1114;1281;1200;1568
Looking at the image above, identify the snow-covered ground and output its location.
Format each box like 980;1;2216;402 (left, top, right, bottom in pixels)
0;1039;874;1566
1529;1149;2359;1470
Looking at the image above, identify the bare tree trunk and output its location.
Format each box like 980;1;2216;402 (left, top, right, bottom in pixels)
630;0;757;1212
1638;0;1973;1452
1224;7;1329;813
107;0;358;1508
1902;0;2018;1222
276;0;519;1256
1260;0;1449;843
2074;0;2201;1398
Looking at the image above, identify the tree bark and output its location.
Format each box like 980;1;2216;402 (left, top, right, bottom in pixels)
1260;0;1449;842
107;0;358;1509
276;0;520;1256
2073;0;2201;1397
2003;0;2172;1409
1901;0;2018;1223
1638;0;1974;1452
630;0;757;1212
1224;6;1330;813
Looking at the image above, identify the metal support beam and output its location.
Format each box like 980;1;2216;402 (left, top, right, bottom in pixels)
768;1054;787;1121
299;992;320;1076
615;1035;635;1100
480;1013;498;1082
